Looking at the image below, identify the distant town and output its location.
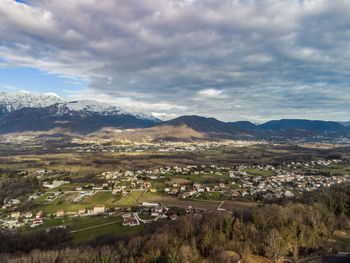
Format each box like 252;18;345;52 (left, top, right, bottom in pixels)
1;155;348;232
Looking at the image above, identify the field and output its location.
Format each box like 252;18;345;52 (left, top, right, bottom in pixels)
81;191;121;206
321;164;350;176
242;168;276;176
47;183;84;192
115;190;145;206
197;191;230;201
1;144;349;179
25;214;143;244
166;173;229;185
140;192;221;210
70;218;143;244
35;191;121;213
221;200;260;210
167;178;192;184
34;193;55;203
24;215;120;232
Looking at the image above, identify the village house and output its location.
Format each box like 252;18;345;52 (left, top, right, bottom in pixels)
24;211;33;218
123;217;138;226
29;194;39;200
122;213;139;226
43;180;70;189
78;208;86;215
151;211;161;217
56;210;65;217
154;206;163;213
36;211;43;218
9;199;21;205
11;211;20;219
170;214;178;220
66;211;77;216
31;217;43;227
143;182;151;188
93;205;105;214
2;204;11;209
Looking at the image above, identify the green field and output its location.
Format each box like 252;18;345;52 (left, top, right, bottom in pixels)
24;215;120;232
321;164;350;176
47;183;84;192
36;191;122;214
242;168;276;176
166;173;229;185
34;193;55;203
82;191;121;206
71;219;143;244
70;216;122;231
23;217;68;231
115;190;145;206
140;192;221;210
23;214;143;244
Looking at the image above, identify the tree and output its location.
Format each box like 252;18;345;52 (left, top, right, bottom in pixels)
265;229;284;262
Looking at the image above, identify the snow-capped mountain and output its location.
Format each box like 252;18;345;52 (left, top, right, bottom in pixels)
0;91;159;122
0;91;160;134
0;91;64;115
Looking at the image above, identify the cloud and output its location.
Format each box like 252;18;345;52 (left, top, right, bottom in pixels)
198;89;226;98
0;0;350;121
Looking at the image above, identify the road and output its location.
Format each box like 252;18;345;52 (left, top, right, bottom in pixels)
217;201;226;210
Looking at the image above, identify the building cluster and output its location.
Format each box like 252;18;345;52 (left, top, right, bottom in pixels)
1;157;348;230
95;159;349;201
29;139;261;154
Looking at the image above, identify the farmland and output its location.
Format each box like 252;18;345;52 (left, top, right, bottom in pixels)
35;191;122;213
140;192;222;210
1;141;350;262
115;190;145;206
71;219;143;244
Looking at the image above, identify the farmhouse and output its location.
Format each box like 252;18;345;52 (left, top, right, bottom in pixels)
93;205;105;214
36;211;43;218
141;202;159;208
43;180;69;189
56;210;65;217
24;212;33;218
122;214;139;226
78;208;86;215
11;211;20;219
31;217;43;227
170;214;178;221
154;206;163;213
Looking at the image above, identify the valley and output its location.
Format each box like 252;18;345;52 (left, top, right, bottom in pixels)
0;139;350;263
0;92;350;262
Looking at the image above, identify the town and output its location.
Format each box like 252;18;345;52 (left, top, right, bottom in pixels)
1;156;349;234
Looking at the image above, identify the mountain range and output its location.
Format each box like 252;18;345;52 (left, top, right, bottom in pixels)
0;91;160;134
0;91;349;142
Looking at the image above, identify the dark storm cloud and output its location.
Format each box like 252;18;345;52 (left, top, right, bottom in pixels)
1;0;350;121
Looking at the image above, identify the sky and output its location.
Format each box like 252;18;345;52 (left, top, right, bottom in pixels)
1;0;350;122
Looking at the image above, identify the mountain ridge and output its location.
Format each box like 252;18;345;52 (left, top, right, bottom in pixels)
0;92;349;141
0;91;159;122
